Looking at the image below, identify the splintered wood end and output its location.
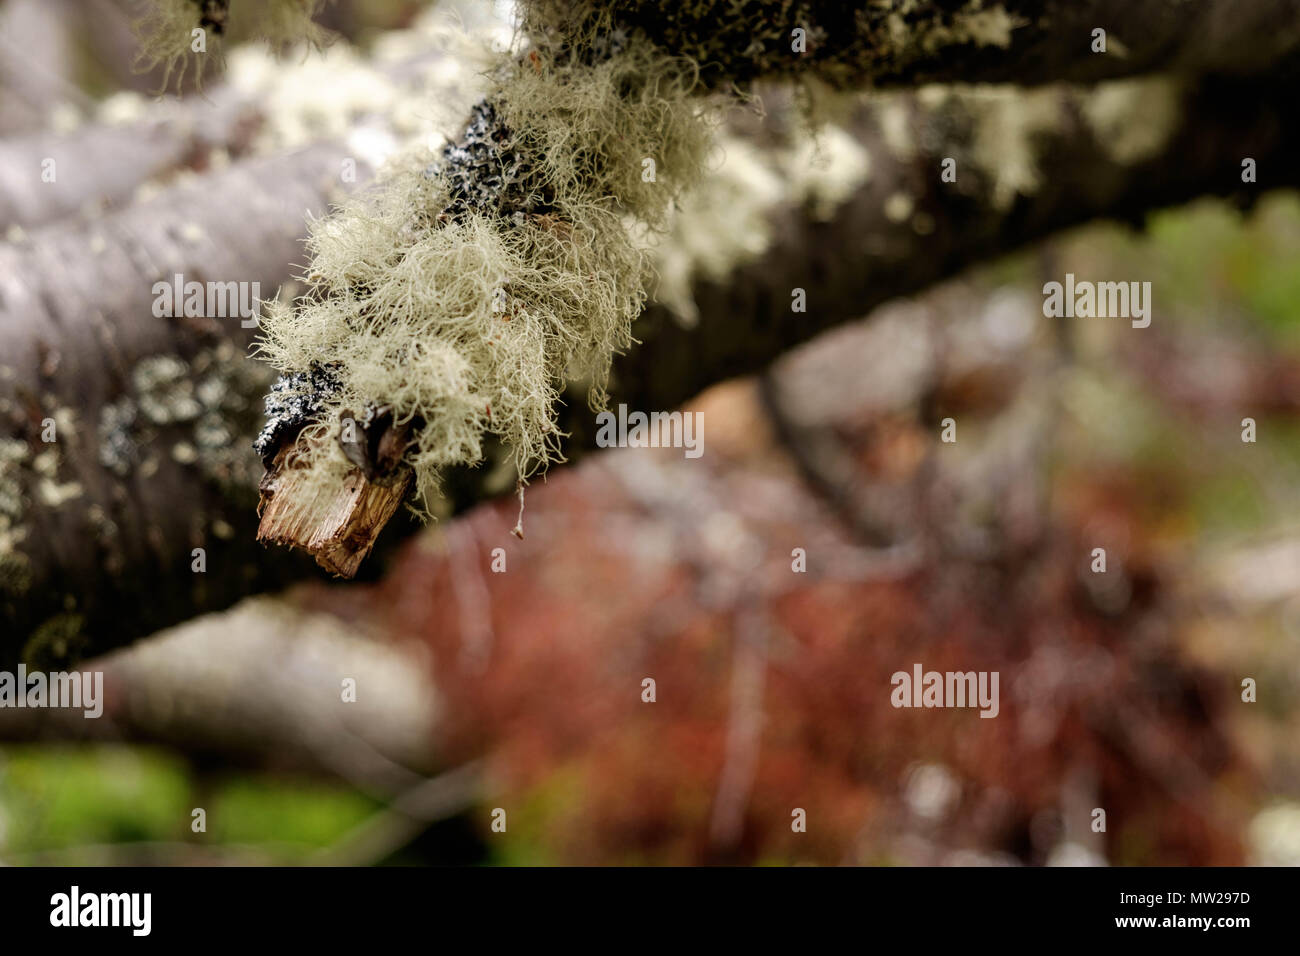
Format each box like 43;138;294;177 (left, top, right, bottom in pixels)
257;446;411;578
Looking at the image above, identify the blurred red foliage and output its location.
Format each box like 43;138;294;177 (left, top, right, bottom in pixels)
309;375;1248;865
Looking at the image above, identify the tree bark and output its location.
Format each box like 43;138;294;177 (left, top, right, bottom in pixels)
0;38;444;232
0;142;371;670
581;0;1300;89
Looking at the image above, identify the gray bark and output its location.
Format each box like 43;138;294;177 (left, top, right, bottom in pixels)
0;143;372;669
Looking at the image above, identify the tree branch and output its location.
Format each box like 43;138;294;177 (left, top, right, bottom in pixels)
0;142;372;670
613;0;1300;89
1;67;1295;666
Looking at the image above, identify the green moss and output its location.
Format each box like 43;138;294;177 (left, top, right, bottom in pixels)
1187;472;1268;533
1148;196;1300;343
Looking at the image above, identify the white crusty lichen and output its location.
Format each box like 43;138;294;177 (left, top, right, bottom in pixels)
943;2;1025;50
925;76;1184;213
651;122;871;327
903;81;1070;212
1080;76;1182;166
134;355;202;425
786;126;874;220
225;41;401;153
97;345;272;487
650;133;784;328
877;98;917;160
964;84;1067;212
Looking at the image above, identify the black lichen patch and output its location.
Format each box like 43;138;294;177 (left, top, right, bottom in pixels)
436;100;555;225
194;0;230;35
253;361;344;467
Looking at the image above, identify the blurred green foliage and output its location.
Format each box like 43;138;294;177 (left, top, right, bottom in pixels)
1051;196;1300;538
1146;195;1300;341
0;746;189;852
208;777;376;849
0;745;376;864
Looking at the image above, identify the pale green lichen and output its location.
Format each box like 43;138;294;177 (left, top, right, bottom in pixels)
0;438;29;524
257;17;717;518
1080;76;1182;166
32;443;83;506
132;0;333;91
98;346;271;488
908;82;1067;212
134;355;202;425
968;85;1065;211
930;2;1025;52
191;341;277;485
255;0;1047;527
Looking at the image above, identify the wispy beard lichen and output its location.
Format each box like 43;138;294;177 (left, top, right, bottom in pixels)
255;11;716;520
133;0;332;91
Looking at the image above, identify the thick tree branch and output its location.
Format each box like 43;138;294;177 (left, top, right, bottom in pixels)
0;90;263;232
267;69;1300;571
0;142;372;670
570;0;1300;89
253;0;1300;574
0;33;447;232
1;67;1295;666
